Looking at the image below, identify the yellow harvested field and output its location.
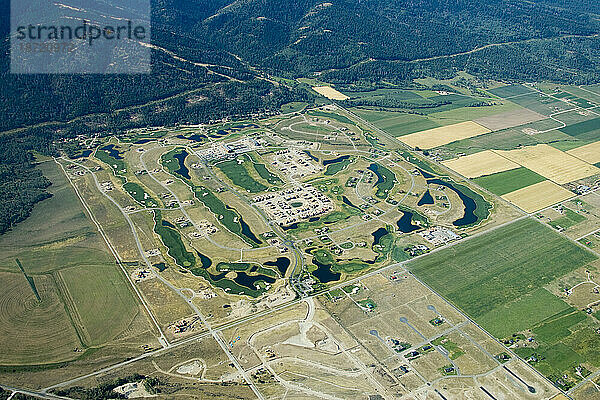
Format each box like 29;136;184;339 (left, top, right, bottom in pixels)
495;144;600;184
566;141;600;164
399;121;491;150
312;86;349;100
502;180;575;213
441;150;520;178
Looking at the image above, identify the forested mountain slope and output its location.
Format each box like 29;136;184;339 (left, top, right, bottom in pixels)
1;0;600;233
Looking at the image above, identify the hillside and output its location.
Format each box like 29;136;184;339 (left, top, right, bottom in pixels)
2;0;600;233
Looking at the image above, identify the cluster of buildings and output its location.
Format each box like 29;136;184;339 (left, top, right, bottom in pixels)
418;227;461;246
188;219;218;238
169;316;202;335
253;185;334;227
271;149;322;178
195;137;265;161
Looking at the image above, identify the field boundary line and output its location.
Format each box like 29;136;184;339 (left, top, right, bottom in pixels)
54;158;168;347
52;270;90;347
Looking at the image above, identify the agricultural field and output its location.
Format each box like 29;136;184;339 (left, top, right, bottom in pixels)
407;219;595;319
567;141;600;165
408;218;600;390
312;86;349;100
442;150;520;178
399;121;491;149
473;167;546;196
501;181;574;214
495;144;600;185
0;161;153;384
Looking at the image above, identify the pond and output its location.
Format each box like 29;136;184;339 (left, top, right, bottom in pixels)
312;260;341;283
427;179;477;227
323;155;350;166
417;190;434;206
173;150;191;179
342;196;361;210
238;213;262;245
234;272;276;290
397;210;421;233
304;150;319;162
100;144;123;159
264;257;291;276
372;227;389;246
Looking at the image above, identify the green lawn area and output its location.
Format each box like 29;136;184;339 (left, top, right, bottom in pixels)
431;336;465;360
192;186;261;246
472;167;546;196
161;148;190;180
324;157;354;176
123;182;159;207
407;219;596;319
248;153;283;185
307;110;354;124
548;208;586;230
95;145;127;175
153;211;195;269
216;157;268;193
311;248;372;276
368;163;395;198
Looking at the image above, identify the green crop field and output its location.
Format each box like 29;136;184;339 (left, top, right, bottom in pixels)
59;264;139;346
440;128;540;155
488;84;535;98
408;219;596;319
560;117;600;141
473;167;546;196
553;92;595;108
216;157;268;193
477;288;573;338
509;93;573;116
0;161;115;275
532;310;586;344
352;109;441;137
0;160;149;367
409;216;600;389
